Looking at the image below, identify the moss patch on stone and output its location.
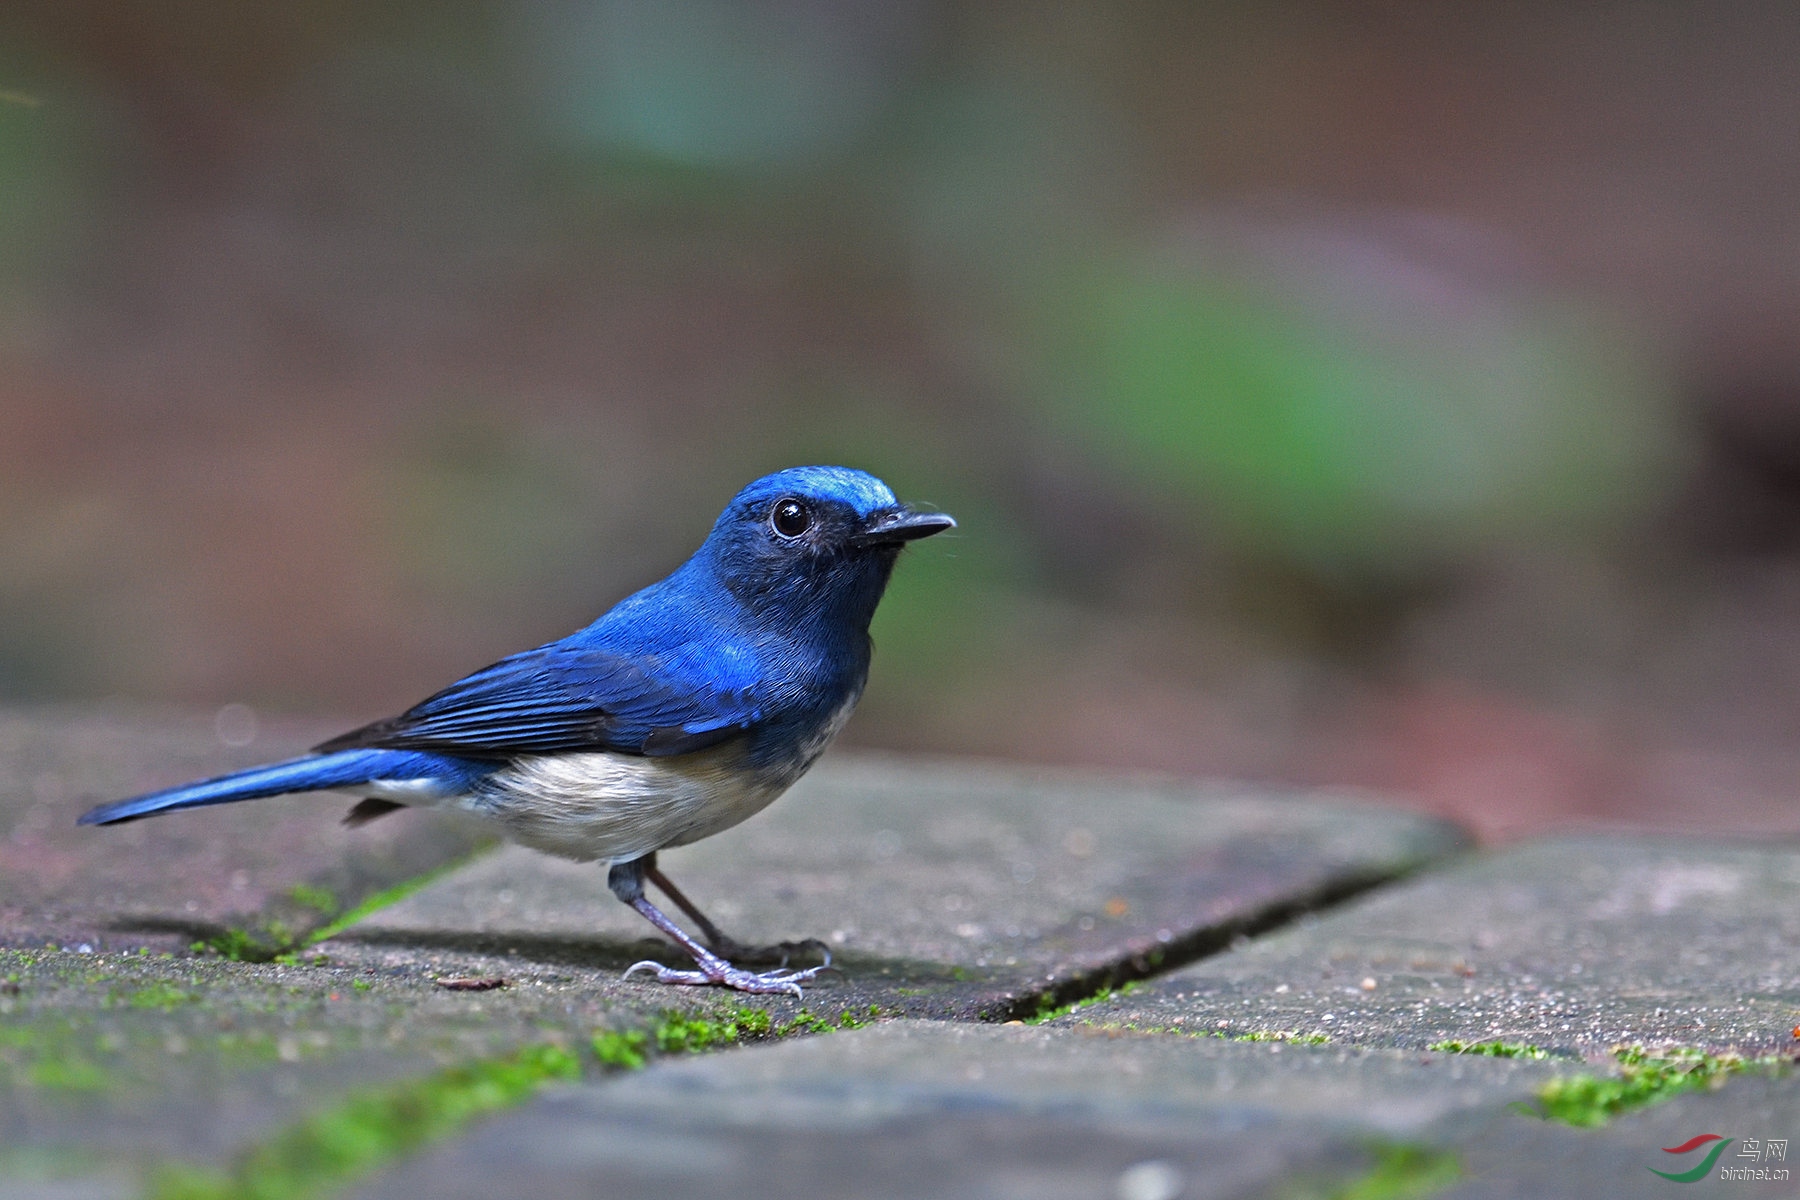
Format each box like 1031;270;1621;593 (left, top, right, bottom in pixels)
1273;1141;1460;1200
189;852;491;964
1529;1045;1787;1128
1025;980;1142;1025
146;1042;580;1200
1428;1040;1551;1060
591;1004;885;1070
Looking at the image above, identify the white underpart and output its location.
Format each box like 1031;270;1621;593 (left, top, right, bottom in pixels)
474;745;794;863
366;693;860;865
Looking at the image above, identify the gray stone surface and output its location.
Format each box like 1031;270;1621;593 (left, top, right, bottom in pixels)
1439;1070;1800;1198
0;708;518;1196
22;710;1797;1200
350;1020;1571;1200
346;756;1466;1017
0;938;765;1189
0;710;494;954
1063;836;1800;1055
3;947;509;1159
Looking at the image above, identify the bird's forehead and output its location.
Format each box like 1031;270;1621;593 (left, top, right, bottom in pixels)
732;466;898;517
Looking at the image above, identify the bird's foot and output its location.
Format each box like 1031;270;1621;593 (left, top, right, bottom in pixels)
705;935;833;970
623;956;832;997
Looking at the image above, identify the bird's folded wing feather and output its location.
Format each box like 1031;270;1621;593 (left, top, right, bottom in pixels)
314;643;763;759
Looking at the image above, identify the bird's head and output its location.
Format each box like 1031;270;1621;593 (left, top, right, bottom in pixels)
701;466;954;631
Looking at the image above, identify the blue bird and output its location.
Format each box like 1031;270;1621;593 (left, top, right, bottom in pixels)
79;466;954;996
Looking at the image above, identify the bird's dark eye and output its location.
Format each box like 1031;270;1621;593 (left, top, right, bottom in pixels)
770;497;811;539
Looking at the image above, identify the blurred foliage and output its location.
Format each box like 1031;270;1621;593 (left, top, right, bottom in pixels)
0;0;1757;778
1039;227;1680;580
519;0;927;170
0;51;119;318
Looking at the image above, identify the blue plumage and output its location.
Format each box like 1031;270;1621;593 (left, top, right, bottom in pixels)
79;466;953;995
78;749;492;825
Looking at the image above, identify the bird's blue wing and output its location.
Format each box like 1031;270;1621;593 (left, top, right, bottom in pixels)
314;642;763;759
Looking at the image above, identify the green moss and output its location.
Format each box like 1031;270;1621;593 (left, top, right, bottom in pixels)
592;1004;882;1071
27;1054;108;1092
1529;1046;1784;1128
302;859;479;948
657;1005;877;1051
1193;1025;1330;1045
1339;1143;1460;1200
1234;1029;1331;1045
192;928;272;963
775;1006;880;1037
118;982;198;1011
591;1028;650;1070
653;1010;751;1054
0;1021;104;1092
1274;1142;1460;1200
1428;1040;1550;1060
146;1043;579;1200
0;1016;181;1094
285;884;339;917
190;853;490;963
1025;980;1141;1025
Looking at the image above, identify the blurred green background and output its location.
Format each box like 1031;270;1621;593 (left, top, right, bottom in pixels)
3;2;1800;839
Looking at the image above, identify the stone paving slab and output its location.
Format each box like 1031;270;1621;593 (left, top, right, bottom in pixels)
1060;835;1800;1056
345;756;1466;1018
0;710;495;955
348;1019;1572;1200
0;939;790;1197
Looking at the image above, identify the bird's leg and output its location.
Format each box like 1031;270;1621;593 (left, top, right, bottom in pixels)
608;857;830;997
642;853;831;969
639;854;730;945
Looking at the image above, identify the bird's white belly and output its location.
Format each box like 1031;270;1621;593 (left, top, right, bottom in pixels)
457;746;801;864
364;699;859;865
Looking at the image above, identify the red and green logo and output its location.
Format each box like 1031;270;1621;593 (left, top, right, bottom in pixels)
1651;1134;1733;1182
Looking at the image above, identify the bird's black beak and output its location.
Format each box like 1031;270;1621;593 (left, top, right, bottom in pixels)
853;506;956;548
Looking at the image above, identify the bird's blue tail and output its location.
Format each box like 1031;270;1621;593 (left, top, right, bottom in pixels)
76;748;477;826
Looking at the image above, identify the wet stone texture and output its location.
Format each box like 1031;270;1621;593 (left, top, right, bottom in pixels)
0;710;495;954
350;1020;1573;1200
343;756;1467;1018
1062;836;1800;1056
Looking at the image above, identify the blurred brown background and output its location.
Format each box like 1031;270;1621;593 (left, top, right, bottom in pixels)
3;2;1800;840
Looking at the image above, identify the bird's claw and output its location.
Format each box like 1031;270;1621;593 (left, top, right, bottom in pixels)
623;957;831;997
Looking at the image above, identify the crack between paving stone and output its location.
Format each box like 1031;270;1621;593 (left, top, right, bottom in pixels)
986;862;1440;1024
103;845;495;963
103;851;1445;1030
